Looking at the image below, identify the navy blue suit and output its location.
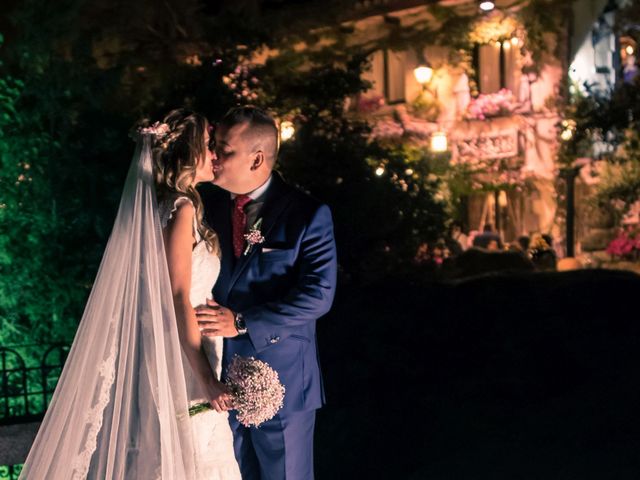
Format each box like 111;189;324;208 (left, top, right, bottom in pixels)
200;172;337;479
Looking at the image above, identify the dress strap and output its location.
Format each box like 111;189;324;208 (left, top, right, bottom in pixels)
159;195;199;240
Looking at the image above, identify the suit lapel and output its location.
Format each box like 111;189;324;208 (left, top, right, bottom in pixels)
227;172;293;293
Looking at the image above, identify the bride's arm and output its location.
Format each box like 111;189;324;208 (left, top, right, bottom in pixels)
163;202;231;412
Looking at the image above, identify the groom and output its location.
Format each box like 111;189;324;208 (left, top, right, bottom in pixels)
196;106;338;479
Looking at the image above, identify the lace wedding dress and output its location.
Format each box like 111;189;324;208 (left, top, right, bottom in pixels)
159;196;241;480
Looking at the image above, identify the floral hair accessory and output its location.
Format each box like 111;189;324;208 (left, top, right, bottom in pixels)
138;121;171;139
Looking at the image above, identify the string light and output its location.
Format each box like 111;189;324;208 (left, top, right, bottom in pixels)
279;121;295;142
560;129;573;141
479;1;495;12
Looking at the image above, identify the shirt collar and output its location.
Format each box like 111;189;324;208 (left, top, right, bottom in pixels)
231;174;273;203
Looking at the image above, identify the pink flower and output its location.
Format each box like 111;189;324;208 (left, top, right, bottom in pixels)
465;89;515;120
357;94;385;113
138;121;170;138
243;218;265;255
606;231;636;256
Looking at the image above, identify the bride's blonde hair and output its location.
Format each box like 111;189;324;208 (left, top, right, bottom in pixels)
151;108;220;255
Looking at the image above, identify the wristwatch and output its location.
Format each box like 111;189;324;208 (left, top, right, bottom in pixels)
234;312;248;335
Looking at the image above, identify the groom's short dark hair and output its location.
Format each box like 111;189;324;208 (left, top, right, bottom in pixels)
219;106;279;165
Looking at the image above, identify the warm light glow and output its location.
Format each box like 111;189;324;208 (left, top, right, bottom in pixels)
495;41;502;48
430;131;448;153
375;166;385;176
510;37;520;46
414;65;434;85
498;191;508;208
560;129;573;141
280;121;295;142
479;1;495;12
405;168;414;175
502;41;511;50
626;45;635;56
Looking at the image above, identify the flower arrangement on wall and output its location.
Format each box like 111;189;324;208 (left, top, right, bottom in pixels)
464;88;517;120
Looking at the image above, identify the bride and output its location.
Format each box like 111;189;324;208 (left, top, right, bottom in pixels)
20;109;241;479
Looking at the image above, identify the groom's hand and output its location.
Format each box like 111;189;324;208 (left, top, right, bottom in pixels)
195;299;239;338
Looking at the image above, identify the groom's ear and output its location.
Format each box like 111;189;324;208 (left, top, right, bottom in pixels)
250;151;265;171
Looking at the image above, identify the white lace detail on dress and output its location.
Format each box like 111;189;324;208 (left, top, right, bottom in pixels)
70;329;118;479
159;195;199;239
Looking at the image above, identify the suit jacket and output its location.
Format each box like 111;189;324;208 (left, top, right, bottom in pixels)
199;172;338;413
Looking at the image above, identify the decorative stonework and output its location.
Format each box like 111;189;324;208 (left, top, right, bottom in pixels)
453;129;519;163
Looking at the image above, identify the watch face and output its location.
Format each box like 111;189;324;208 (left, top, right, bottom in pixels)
235;316;247;334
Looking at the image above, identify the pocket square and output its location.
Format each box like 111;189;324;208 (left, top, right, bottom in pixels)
262;247;283;253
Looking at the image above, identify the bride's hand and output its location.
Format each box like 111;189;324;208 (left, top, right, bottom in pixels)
208;380;233;413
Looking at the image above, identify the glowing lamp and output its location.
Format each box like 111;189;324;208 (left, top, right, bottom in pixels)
498;191;508;208
510;37;520;47
414;65;434;86
280;121;295;142
626;45;635;56
479;1;495;12
375;166;385;176
430;131;448;153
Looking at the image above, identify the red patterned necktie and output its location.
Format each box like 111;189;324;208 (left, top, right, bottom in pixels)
232;194;252;258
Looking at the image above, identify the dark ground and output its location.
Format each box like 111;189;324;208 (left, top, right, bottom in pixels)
3;269;638;478
315;269;640;479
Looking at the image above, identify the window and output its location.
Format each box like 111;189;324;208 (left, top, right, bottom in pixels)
474;41;519;94
363;49;406;104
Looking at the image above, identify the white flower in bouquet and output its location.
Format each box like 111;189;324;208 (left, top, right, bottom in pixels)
227;355;285;427
189;356;285;428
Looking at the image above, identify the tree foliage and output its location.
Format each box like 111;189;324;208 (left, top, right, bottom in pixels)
0;0;449;342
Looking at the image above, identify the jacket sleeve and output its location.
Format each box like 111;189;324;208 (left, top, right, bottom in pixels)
242;204;338;353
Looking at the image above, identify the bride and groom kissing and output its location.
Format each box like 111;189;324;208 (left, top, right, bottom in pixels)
21;106;338;479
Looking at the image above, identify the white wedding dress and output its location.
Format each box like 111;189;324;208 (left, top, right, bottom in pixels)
20;136;240;479
159;195;241;480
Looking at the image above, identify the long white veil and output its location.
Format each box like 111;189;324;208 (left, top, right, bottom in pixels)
20;135;197;479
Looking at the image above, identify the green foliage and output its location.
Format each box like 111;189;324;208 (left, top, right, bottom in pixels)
246;55;447;280
518;0;569;67
556;83;614;166
0;72;77;344
594;127;640;212
409;92;440;122
0;0;242;344
0;0;464;339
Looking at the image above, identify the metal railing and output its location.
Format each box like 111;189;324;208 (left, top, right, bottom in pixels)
0;344;69;424
0;464;22;479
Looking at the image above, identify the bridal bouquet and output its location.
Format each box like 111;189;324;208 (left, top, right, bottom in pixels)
190;356;285;428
